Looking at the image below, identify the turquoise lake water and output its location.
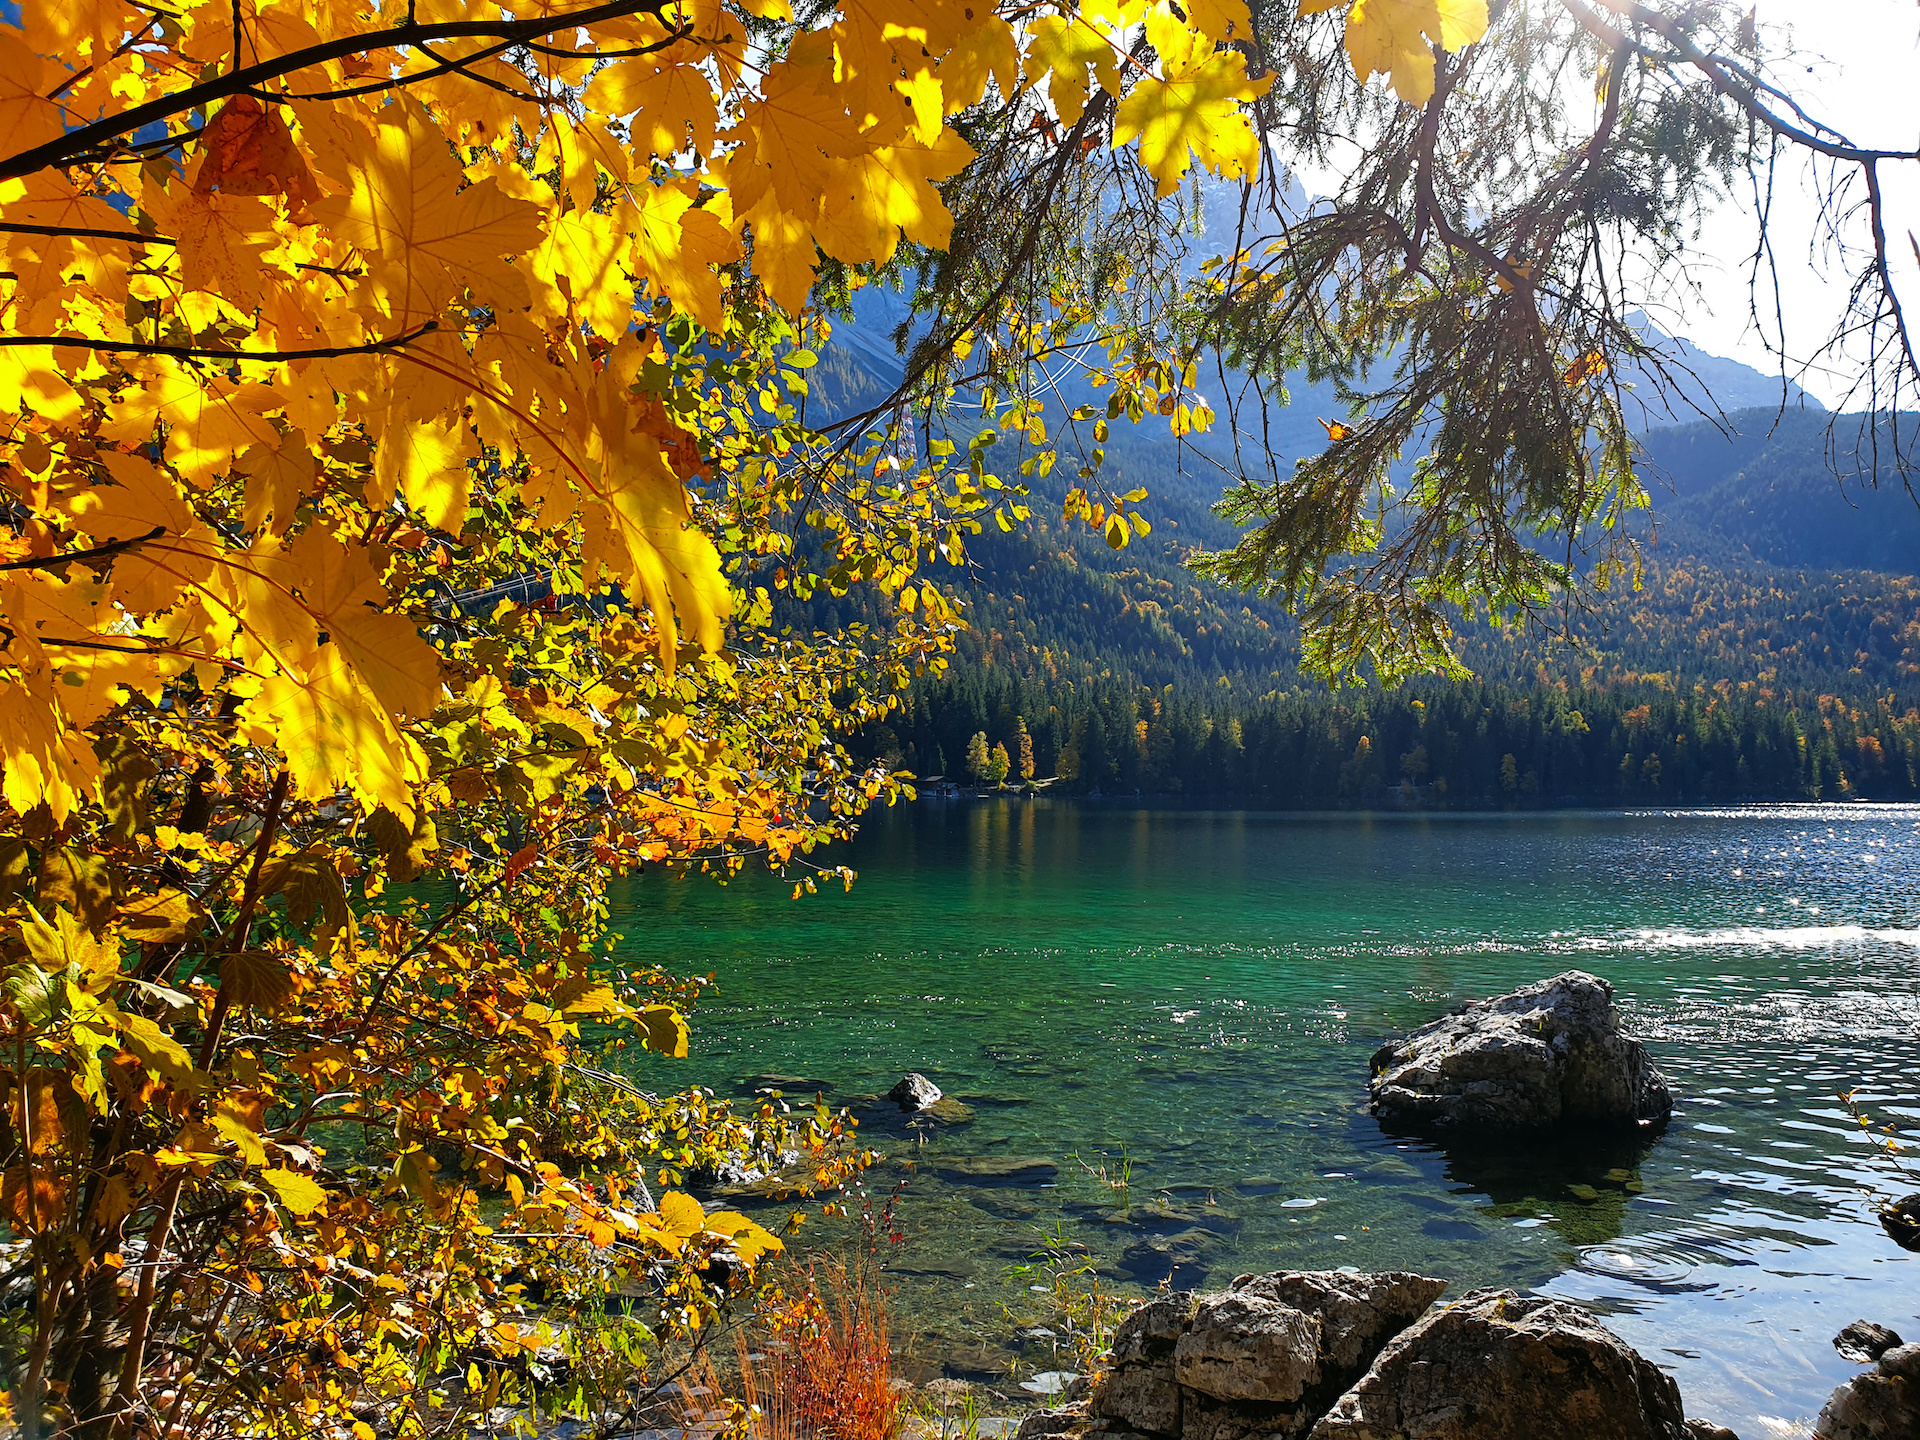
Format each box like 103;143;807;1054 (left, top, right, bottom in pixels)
609;802;1920;1439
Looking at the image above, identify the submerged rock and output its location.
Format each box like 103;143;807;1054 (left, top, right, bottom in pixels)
933;1155;1058;1184
889;1072;944;1110
1815;1340;1920;1440
1308;1289;1689;1439
1119;1229;1222;1289
1369;971;1672;1133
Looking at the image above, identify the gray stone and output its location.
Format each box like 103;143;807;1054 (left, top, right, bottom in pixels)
1179;1392;1297;1440
1882;1344;1920;1382
1369;972;1673;1133
1836;1320;1904;1364
1682;1424;1738;1440
1111;1296;1195;1364
1098;1362;1182;1435
1015;1406;1088;1440
1814;1343;1920;1438
927;1096;977;1124
1174;1293;1321;1404
1307;1289;1689;1439
889;1073;943;1110
1227;1271;1447;1377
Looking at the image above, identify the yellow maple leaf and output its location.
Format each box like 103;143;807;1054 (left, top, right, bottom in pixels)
939;16;1021;110
273;529;443;720
309;100;544;319
812;131;976;264
1114;30;1273;197
76;451;219;614
238;425;320;534
145;185;286;312
629;183;741;334
240;642;429;821
581;433;730;665
1022;15;1122;127
0;47;65;157
261;1167;328;1217
1184;0;1253;41
586;60;719;159
738;193;822;315
388;417;478;534
1313;0;1490;107
0;665;101;824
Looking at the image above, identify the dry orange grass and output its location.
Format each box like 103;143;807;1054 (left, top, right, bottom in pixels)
686;1254;902;1440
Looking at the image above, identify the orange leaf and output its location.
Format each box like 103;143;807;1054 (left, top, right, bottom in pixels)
193;95;321;211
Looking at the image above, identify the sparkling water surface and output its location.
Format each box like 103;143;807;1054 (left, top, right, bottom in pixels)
609;802;1920;1439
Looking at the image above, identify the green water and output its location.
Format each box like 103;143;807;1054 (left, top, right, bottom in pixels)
610;802;1920;1439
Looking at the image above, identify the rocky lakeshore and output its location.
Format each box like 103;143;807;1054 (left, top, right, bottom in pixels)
722;972;1917;1439
988;1272;1915;1440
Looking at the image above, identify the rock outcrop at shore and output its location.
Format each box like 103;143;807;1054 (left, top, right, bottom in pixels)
1369;971;1672;1133
1816;1320;1918;1440
1048;1271;1736;1440
1311;1290;1690;1439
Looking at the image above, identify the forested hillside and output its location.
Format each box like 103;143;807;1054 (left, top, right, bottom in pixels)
806;295;1920;805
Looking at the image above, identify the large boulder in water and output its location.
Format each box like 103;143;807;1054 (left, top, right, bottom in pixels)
888;1072;943;1110
1369;972;1671;1133
1307;1290;1691;1440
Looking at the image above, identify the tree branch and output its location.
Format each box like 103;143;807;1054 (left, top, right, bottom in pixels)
0;222;173;245
0;0;674;181
0;526;165;575
1;319;439;361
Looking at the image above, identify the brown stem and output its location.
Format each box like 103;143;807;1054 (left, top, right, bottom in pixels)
198;767;292;1072
106;1172;181;1439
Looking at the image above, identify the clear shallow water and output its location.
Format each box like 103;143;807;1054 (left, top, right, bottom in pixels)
610;803;1920;1439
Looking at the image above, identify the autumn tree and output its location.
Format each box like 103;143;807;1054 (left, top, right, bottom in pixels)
986;741;1012;785
963;731;992;782
1015;716;1036;781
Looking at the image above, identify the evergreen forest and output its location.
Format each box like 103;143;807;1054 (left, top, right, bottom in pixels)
840;403;1920;805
